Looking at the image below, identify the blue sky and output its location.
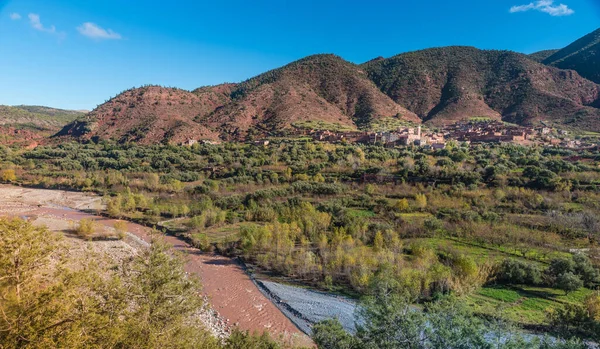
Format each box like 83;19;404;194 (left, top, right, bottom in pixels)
1;0;599;110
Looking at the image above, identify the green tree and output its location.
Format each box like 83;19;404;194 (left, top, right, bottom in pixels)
556;272;583;295
312;319;359;349
120;236;212;348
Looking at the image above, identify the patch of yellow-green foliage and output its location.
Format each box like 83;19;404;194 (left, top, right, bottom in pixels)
292;120;358;132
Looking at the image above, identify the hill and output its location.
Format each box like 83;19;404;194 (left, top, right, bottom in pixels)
58;55;419;143
200;54;419;139
528;49;559;63
0;105;85;145
544;28;600;84
0;105;84;130
55;86;222;144
362;46;600;130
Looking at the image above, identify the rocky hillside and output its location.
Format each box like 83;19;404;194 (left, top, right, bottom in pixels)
544;28;600;84
362;46;600;130
55;86;222;144
58;56;419;143
200;54;419;139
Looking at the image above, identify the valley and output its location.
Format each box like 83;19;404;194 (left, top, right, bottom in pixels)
1;18;600;349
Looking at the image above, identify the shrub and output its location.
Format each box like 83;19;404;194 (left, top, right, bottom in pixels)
113;221;128;240
191;233;211;251
556;272;584;295
496;259;542;285
76;219;98;240
0;169;16;182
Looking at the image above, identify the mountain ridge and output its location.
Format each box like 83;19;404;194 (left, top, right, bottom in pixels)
362;46;600;130
544;28;600;84
55;29;600;144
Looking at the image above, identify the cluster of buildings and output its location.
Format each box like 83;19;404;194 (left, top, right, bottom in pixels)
178;120;598;150
369;126;446;148
305;126;447;148
302;120;598;149
444;121;532;144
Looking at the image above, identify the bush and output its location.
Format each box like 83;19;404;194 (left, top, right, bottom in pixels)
76;219;98;240
113;221;128;240
556;272;584;295
191;233;211;251
0;169;16;182
496;259;542;285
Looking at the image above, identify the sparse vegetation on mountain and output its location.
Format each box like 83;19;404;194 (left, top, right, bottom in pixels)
55;28;600;144
362;46;600;131
528;49;560;63
0;105;84;130
544;28;600;84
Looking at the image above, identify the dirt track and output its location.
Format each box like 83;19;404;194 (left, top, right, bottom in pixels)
0;185;311;346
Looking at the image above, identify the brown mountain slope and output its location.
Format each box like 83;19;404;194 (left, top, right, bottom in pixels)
544;28;600;84
55;86;221;144
362;46;600;130
201;54;419;139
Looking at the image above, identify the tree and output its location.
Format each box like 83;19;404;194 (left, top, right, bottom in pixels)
0;218;223;349
106;194;123;217
556;272;583;295
120;237;211;348
548;258;575;278
312;319;359;349
581;212;599;244
572;254;600;288
497;259;542;285
0;218;92;348
414;193;427;211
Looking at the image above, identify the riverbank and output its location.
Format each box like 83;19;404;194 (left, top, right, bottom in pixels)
0;185;312;346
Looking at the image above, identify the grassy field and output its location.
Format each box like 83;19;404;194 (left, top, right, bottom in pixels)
469;285;595;326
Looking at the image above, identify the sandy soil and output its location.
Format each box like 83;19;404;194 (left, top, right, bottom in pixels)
0;185;311;346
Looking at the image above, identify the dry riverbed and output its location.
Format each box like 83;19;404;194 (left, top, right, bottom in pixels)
0;185;311;346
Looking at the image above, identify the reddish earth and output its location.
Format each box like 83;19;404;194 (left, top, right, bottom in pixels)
54;86;222;145
0;126;45;146
0;186;312;346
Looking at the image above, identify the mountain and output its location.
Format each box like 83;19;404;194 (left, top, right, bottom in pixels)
543;28;600;84
58;55;419;143
200;54;419;139
56;43;600;144
362;46;600;130
55;86;223;144
528;49;559;63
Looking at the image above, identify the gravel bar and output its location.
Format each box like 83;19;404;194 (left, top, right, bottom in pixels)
256;280;358;335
